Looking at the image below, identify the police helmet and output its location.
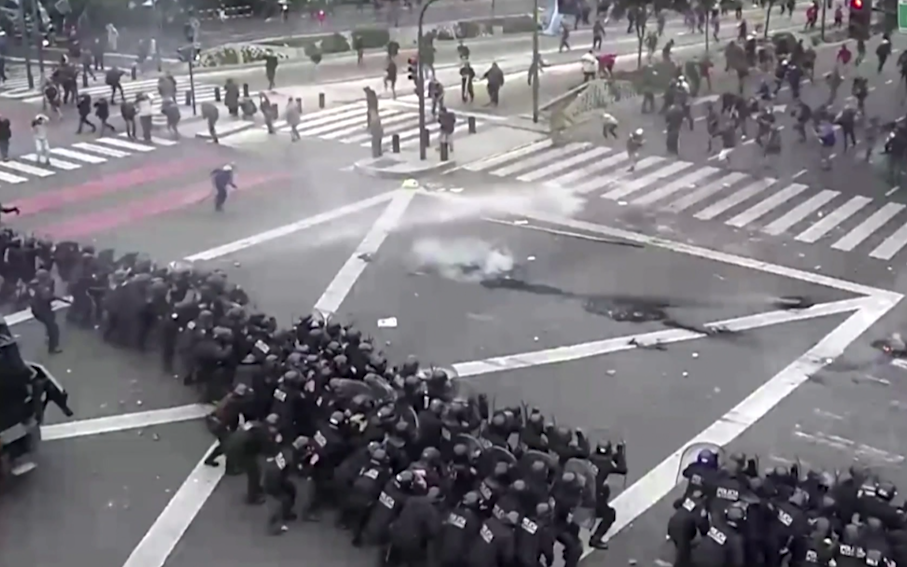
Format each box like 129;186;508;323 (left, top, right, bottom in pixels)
493;462;510;476
329;411;345;427
725;502;747;526
491;413;507;428
402;355;419;376
877;482;897;502
372;448;388;463
429;399;445;414
512;479;527;492
282;370;300;383
561;472;576;484
528;410;543;424
696;449;718;467
265;413;280;426
233;383;249;396
394;420;410;434
421;447;441;463
396;470;414;485
325;320;342;337
463;491;480;507
453;444;468;458
503;511;520;526
404;375;421;390
535;502;551;517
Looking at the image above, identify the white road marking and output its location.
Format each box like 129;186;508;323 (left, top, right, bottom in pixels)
42;404;211;441
314;190;415;316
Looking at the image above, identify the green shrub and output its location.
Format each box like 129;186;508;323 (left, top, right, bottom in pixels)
501;15;539;34
321;32;351;53
434;26;457;41
352;27;390;49
455;20;482;38
197;44;290;68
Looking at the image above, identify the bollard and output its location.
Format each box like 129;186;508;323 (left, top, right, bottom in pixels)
421;128;430;148
468;116;476;134
130;63;137;80
214;86;221;102
318;92;325;109
391;134;400;153
440;142;449;162
242;83;250;98
296;97;302;113
185;90;192;106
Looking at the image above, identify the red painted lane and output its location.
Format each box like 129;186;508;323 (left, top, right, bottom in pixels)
40;172;287;240
10;156;219;217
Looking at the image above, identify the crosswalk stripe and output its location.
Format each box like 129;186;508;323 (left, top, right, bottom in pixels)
831;202;905;252
869;219;907;260
72;142;130;158
491;145;581;178
391;122;439;149
341;113;418;143
602;161;692;201
632;166;718;207
50;147;107;164
517;147;611;183
547;151;629;187
21;155;80;170
0;169;27;183
0;160;54;177
695;178;775;221
464;140;553;172
148;136;178;146
576;156;665;195
795;196;872;243
726;183;809;228
327;110;412;140
762;189;839;236
662;172;747;213
299;109;376;138
98;137;155;152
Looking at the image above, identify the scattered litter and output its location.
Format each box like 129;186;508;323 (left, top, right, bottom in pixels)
358;253;373;263
234;261;241;267
377;317;398;328
692;352;699;358
401;178;419;189
513;219;529;226
714;387;721;393
527;256;536;261
618;200;628;206
137;430;143;436
533;336;539;342
606;369;616;376
449;187;464;193
682;371;689;377
66;368;72;373
152;433;160;441
136;400;143;406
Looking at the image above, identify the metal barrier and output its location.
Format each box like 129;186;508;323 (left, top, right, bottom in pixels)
196;5;254;20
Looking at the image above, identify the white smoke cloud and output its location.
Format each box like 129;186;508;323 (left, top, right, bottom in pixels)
410;237;516;282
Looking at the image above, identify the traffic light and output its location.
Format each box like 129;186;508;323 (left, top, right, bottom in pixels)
407;57;418;82
177;44;200;63
849;0;872;39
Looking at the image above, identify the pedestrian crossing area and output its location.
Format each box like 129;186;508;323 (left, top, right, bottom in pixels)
463;140;907;262
220;101;483;150
0;73;219;126
0;133;177;185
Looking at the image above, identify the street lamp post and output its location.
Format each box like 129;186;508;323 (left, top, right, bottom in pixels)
30;0;44;83
820;0;828;40
416;0;439;161
531;0;540;123
17;0;34;90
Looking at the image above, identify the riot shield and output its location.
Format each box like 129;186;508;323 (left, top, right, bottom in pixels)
452;433;484;461
331;378;372;401
97;248;116;269
564;458;597;529
365;374;396;403
519;449;558;479
479;445;517;478
395;401;420;436
675;442;725;484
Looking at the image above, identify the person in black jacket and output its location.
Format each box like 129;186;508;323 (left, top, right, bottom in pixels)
120;100;137;139
76;93;96;134
94;97;115;134
0;115;11;161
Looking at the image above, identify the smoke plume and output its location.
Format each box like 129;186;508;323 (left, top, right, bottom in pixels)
410;237;516;282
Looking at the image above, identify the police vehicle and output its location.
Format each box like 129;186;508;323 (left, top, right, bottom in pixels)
0;319;72;483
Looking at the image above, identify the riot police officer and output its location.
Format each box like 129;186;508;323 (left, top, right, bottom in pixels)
29;269;66;354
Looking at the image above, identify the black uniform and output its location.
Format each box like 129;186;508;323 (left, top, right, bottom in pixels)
262;446;298;534
29;277;63;354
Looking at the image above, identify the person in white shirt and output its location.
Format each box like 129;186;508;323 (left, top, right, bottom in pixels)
106;23;119;53
31;114;50;165
136;92;154;142
581;50;598;82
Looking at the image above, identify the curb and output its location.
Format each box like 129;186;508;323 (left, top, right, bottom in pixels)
353;155;456;178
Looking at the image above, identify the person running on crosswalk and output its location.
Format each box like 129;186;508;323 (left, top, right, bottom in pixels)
31;114;51;165
626;128;644;171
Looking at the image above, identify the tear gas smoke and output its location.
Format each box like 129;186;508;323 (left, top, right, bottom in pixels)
427;182;587;223
410;237;516;282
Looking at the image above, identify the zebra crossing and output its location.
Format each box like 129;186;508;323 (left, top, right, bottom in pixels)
220;101;483;150
0;133;177;185
0;73;219;126
463;140;907;262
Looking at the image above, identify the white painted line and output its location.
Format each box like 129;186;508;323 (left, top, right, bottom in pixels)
72;142;130;158
42;404;211;441
0;159;55;177
886;186;900;197
695;178;775;221
602;161;693;201
795;195;872;244
546;150;628;187
463;139;554;172
591;297;896;552
50;147;107;164
517;146;612;183
725;183;809;228
21;154;81;170
831;202;904;252
491;144;584;178
149;136;178;147
662;172;747;213
575;156;665;195
0;169;27;183
184;191;397;262
314;190;415;316
762;189;840;236
631;166;718;207
97;137;156;152
869;217;907;260
121;442;222;567
341;113;419;144
453;298;868;377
